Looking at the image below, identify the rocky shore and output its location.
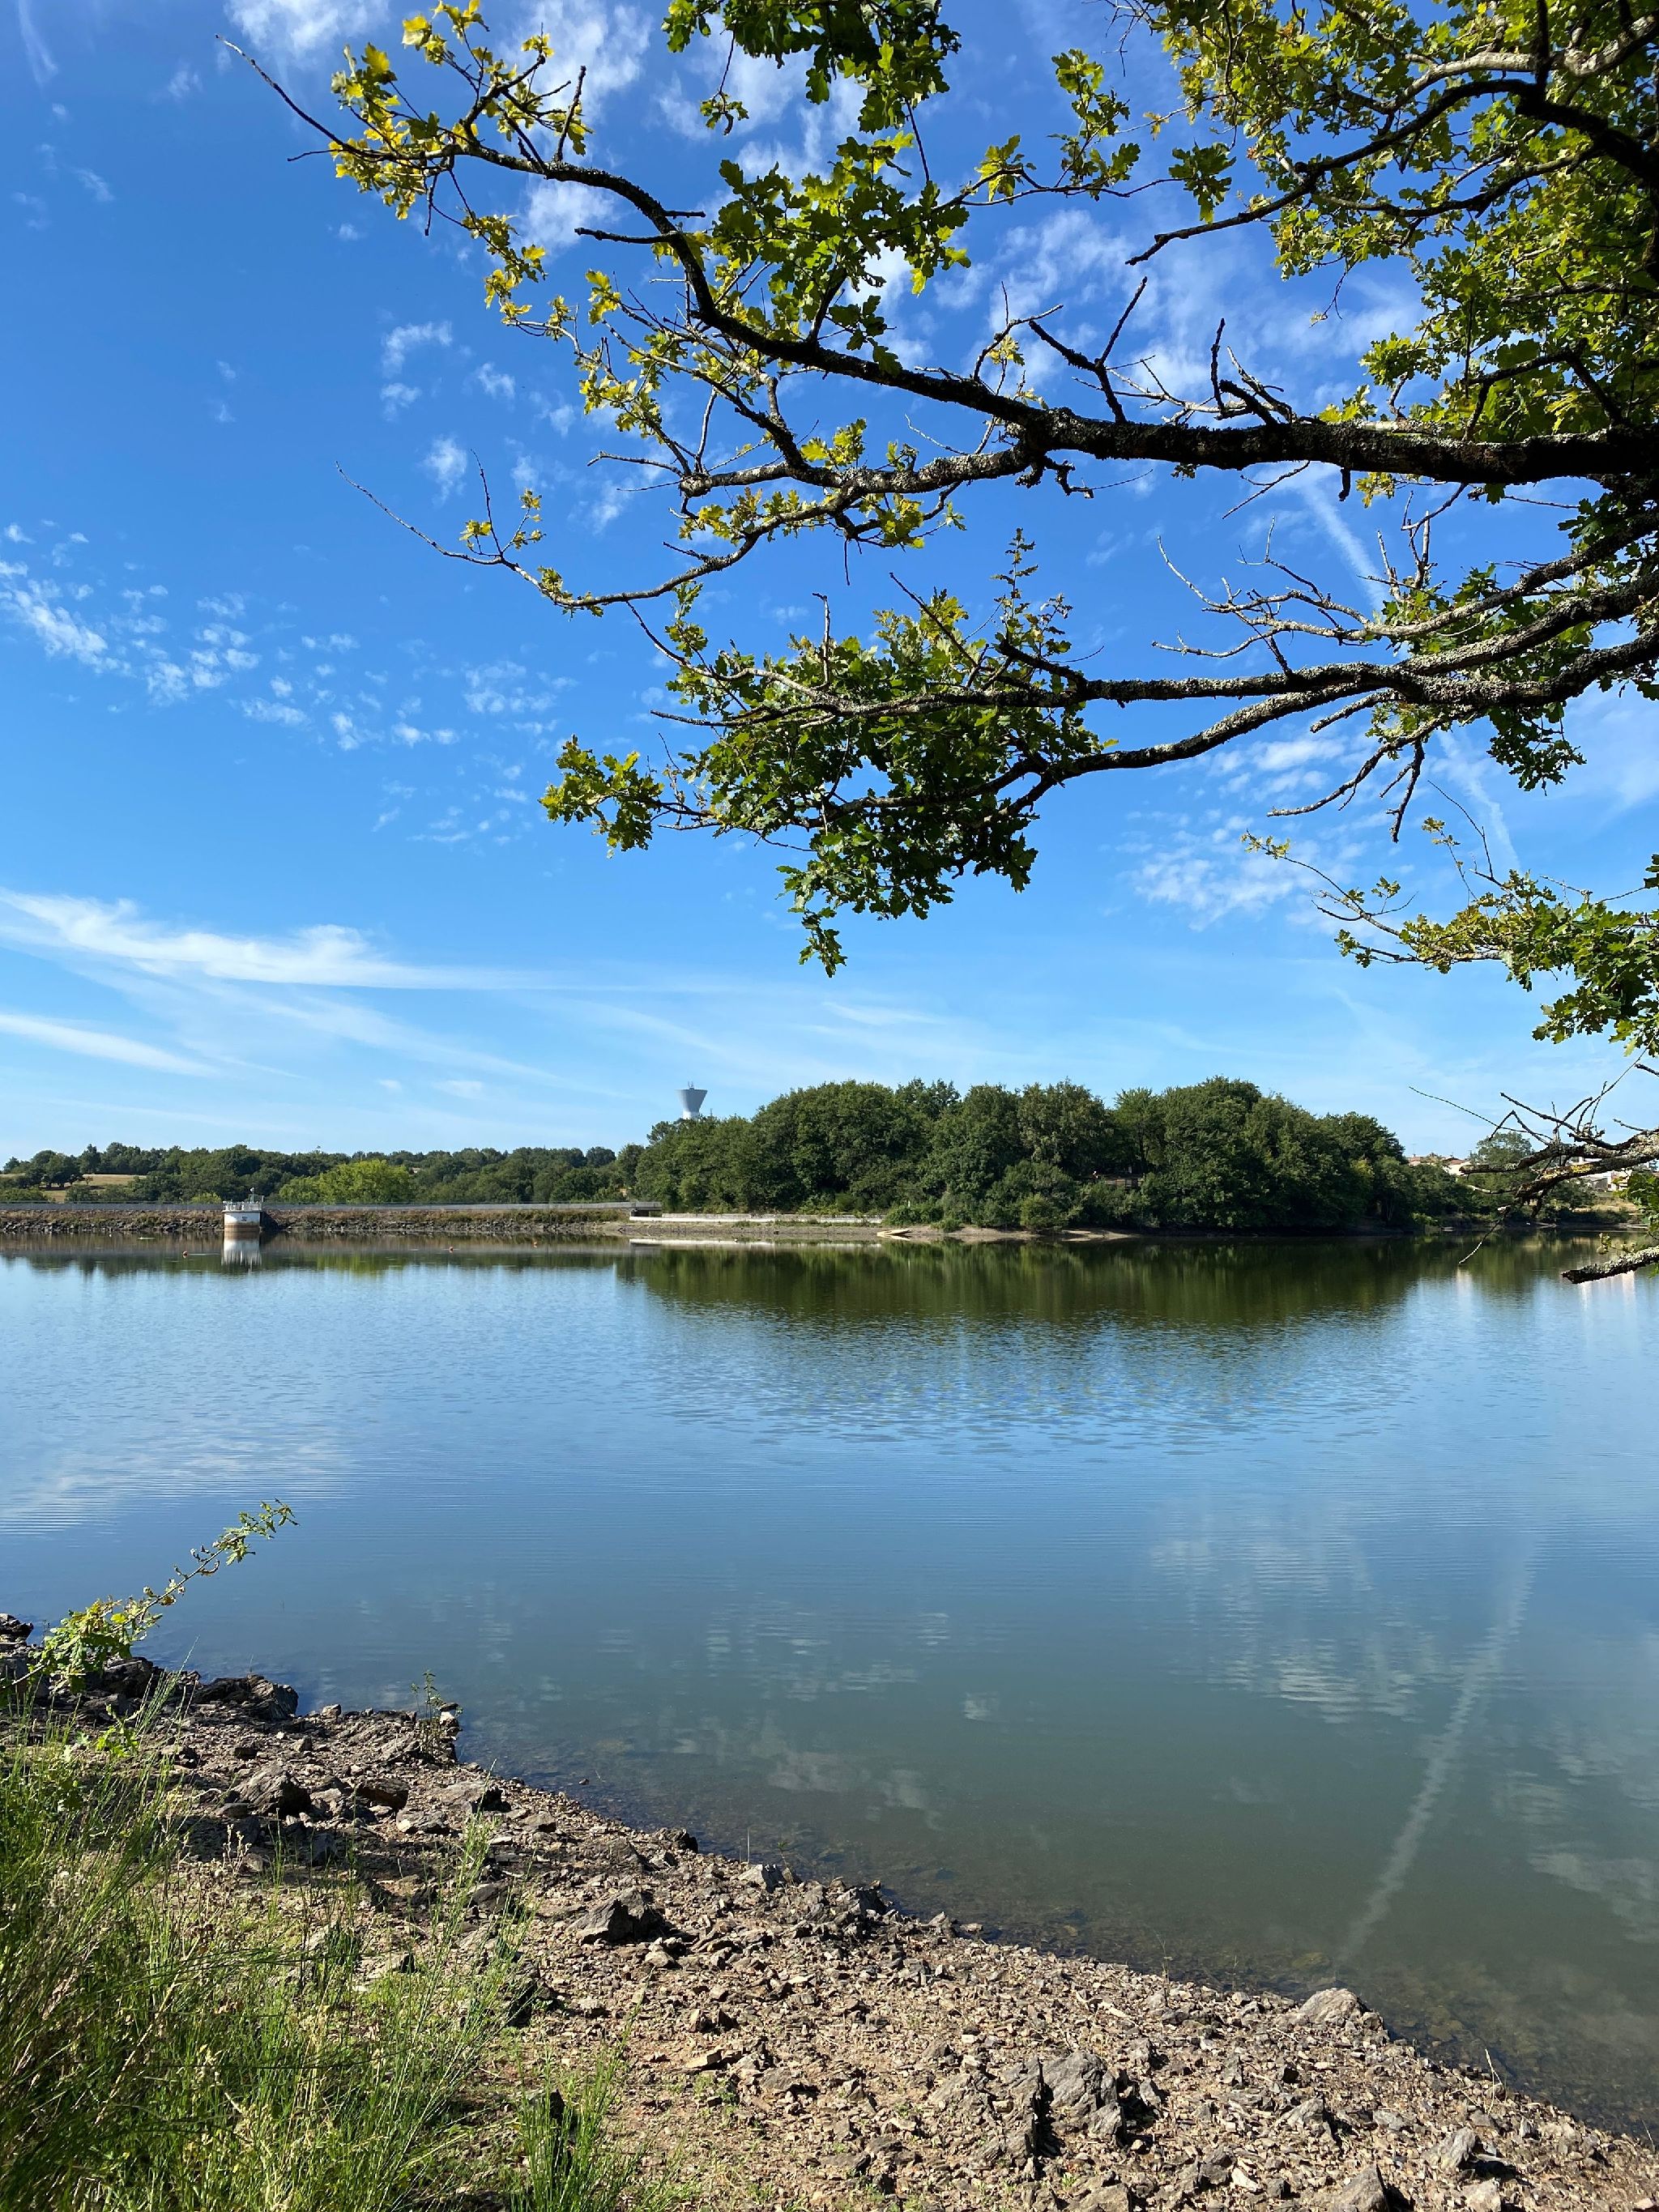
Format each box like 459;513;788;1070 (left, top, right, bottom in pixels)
3;1621;1652;2212
0;1204;888;1243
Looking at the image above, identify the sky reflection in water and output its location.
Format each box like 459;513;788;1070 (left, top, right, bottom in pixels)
2;1236;1654;2125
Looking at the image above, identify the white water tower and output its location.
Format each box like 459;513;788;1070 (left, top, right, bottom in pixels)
677;1085;707;1121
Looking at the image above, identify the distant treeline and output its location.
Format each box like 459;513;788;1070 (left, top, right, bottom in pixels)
0;1076;1559;1230
0;1141;633;1209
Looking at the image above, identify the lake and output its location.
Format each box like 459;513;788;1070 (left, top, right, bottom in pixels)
2;1234;1654;2125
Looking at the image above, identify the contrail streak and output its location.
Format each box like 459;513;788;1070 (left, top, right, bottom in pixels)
1336;1546;1537;1967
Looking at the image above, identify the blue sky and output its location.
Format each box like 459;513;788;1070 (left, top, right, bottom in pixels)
2;0;1655;1159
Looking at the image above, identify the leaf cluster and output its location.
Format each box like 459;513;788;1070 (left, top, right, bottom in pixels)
243;0;1659;1020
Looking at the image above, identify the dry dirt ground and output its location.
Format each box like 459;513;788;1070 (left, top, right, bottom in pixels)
9;1639;1657;2212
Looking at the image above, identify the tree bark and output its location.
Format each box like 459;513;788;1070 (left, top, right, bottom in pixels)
1561;1244;1659;1282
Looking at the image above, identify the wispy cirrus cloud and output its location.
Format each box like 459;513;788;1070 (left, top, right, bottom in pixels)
0;1008;207;1074
0;891;525;991
15;0;55;82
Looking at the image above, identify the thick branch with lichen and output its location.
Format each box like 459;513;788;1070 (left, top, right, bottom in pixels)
237;0;1659;983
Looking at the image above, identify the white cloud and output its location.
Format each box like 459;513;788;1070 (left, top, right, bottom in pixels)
0;890;523;990
380;381;420;417
659;40;801;137
242;697;307;726
464;659;572;715
1254;733;1344;775
438;1077;484;1097
474;363;515;402
75;168;113;202
222;0;379;59
382;319;451;373
0;1008;206;1073
162;64;201;100
146;659;190;704
505;0;649;110
522;178;595;257
422;436;469;497
1134;828;1303;926
1;574;110;666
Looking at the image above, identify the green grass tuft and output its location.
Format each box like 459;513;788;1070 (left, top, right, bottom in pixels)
0;1697;672;2212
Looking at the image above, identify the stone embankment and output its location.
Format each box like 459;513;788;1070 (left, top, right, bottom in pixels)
0;1203;633;1242
0;1204;887;1243
3;1617;1652;2212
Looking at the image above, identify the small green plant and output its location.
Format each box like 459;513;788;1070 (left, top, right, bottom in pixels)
508;2056;676;2212
411;1668;461;1758
32;1500;296;1691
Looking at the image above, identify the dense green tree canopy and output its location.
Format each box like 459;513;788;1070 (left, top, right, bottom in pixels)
625;1074;1491;1228
9;1079;1624;1228
242;0;1659;1055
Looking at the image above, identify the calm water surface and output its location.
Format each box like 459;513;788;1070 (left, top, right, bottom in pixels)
2;1236;1655;2123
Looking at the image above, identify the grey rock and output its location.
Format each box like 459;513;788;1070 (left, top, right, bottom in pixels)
1288;2095;1333;2134
1199;2152;1236;2189
0;1614;32;1640
577;1888;671;1945
1043;2046;1109;2113
739;1860;787;1892
195;1673;301;1723
243;1766;314;1820
1328;2166;1389;2212
1463;2184;1503;2212
446;1776;510;1815
1437;2128;1482;2173
353;1776;411;1811
1120;2075;1162;2125
1298;1988;1364;2028
1074;2190;1136;2212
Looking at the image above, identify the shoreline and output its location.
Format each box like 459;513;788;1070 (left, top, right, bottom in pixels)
0;1204;1625;1247
5;1628;1653;2211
